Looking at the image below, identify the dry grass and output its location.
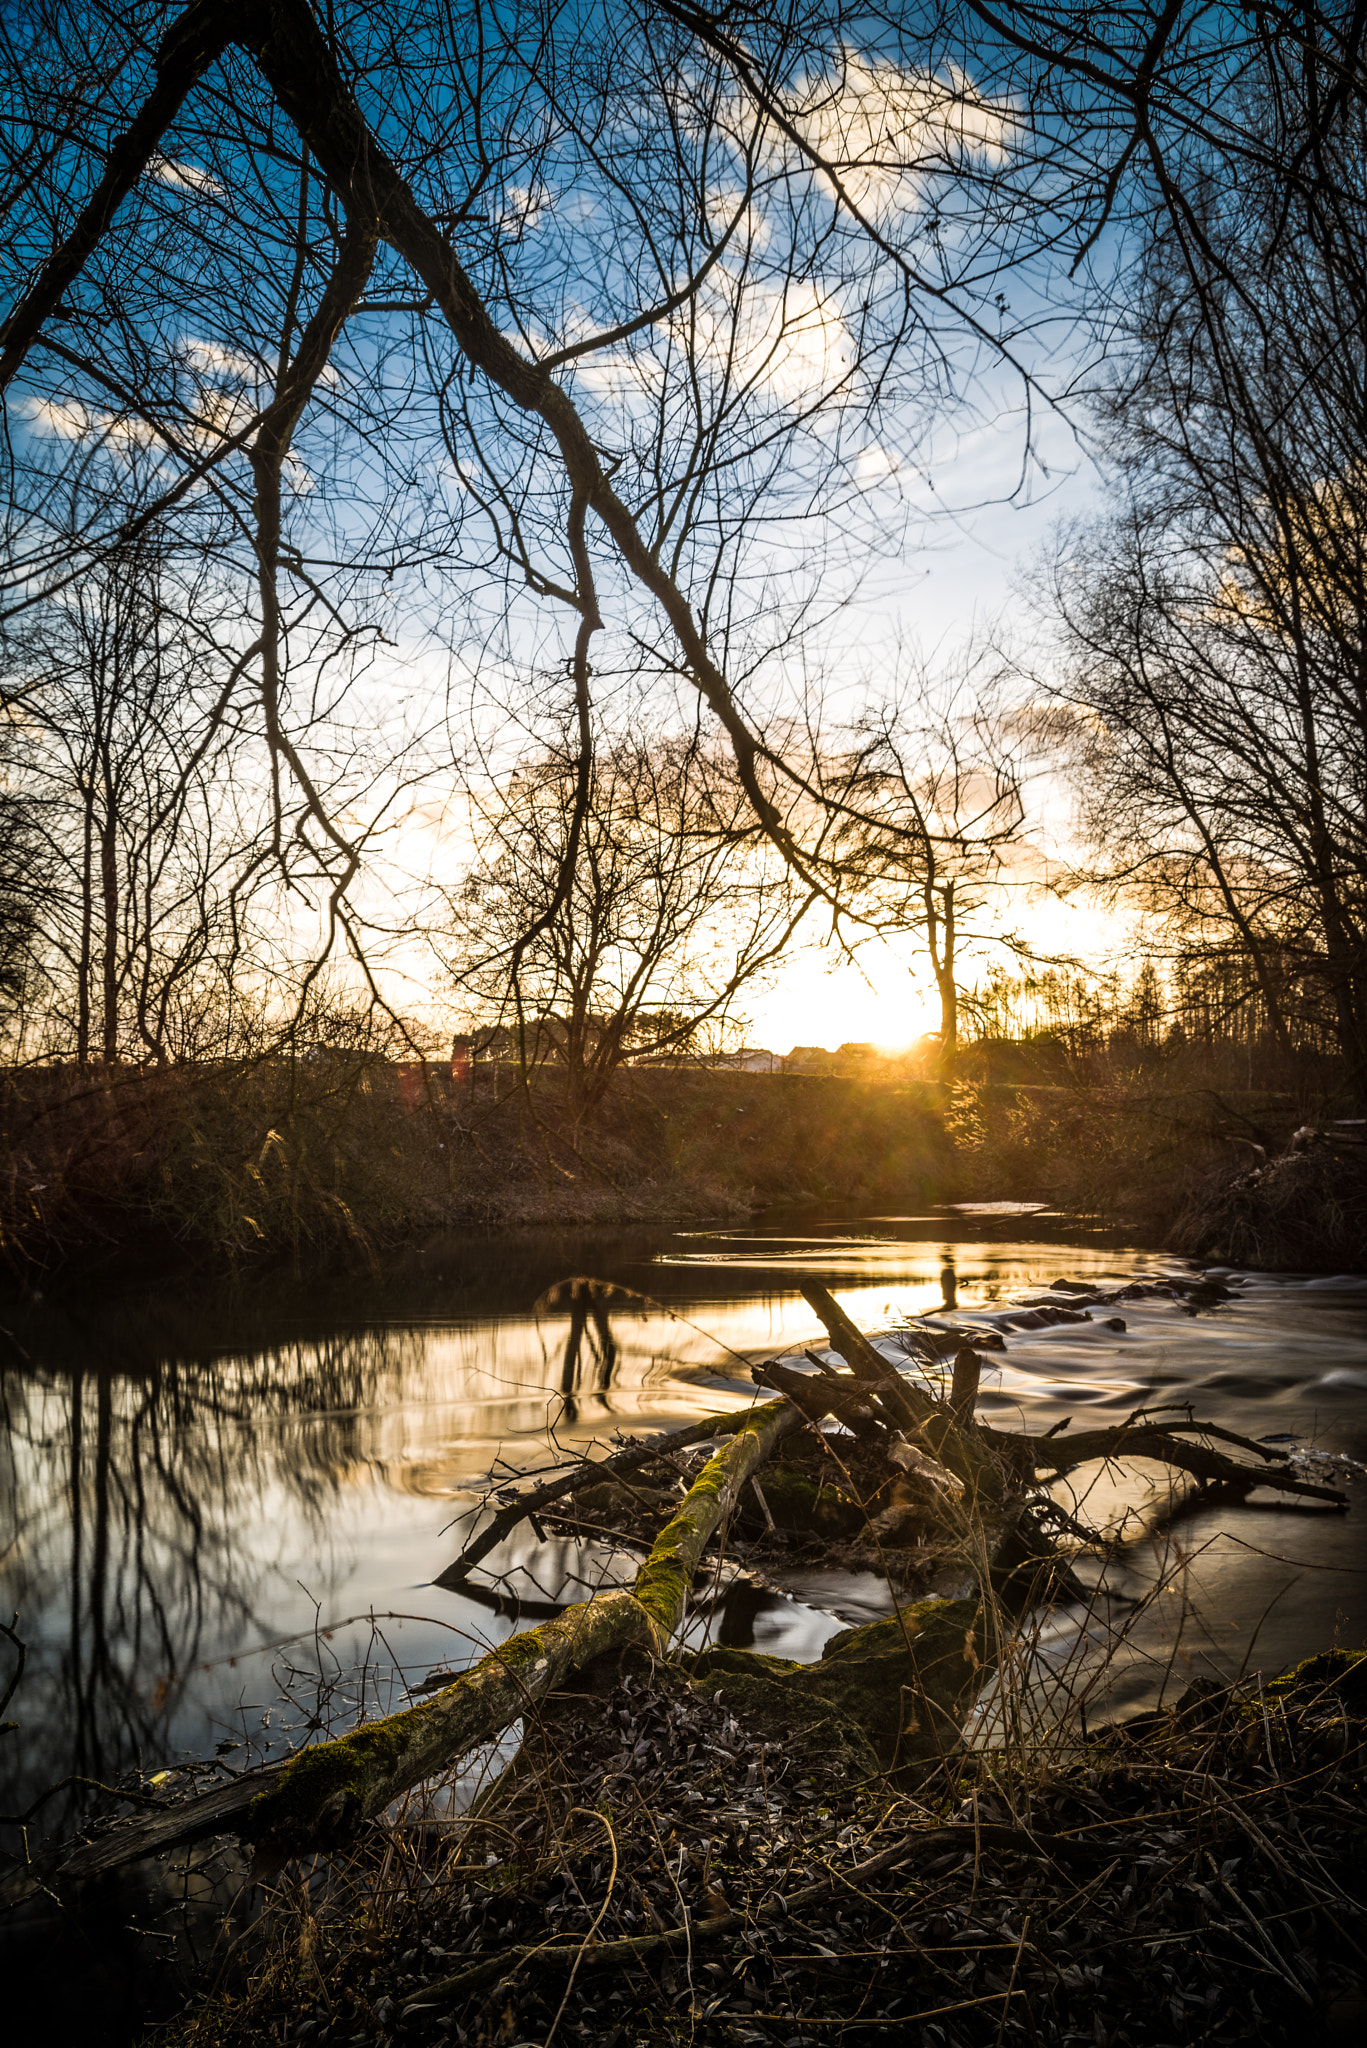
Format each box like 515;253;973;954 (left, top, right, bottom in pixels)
1;1045;1358;1279
0;1063;953;1277
1170;1142;1367;1270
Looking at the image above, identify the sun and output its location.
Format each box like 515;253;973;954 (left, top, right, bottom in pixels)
744;946;943;1055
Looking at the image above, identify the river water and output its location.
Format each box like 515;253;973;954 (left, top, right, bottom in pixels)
2;1208;1366;1836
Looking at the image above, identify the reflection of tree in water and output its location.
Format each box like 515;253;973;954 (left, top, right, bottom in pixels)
0;1238;691;1838
0;1301;417;1835
557;1282;618;1427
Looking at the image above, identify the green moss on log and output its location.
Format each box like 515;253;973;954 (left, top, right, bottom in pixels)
692;1596;992;1777
1266;1647;1367;1709
633;1399;794;1638
247;1598;650;1846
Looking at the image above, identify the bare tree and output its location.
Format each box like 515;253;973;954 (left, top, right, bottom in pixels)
815;657;1033;1064
0;728;40;1039
1039;39;1367;1090
0;510;268;1063
443;714;811;1115
0;0;1056;977
5;0;1363;1028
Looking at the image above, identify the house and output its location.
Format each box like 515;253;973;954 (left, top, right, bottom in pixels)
712;1047;781;1072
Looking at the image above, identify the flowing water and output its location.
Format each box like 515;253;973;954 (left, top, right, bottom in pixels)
3;1208;1366;1838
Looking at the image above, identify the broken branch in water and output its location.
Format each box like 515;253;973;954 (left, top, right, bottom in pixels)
798;1280;1004;1498
781;1287;1347;1511
435;1405;763;1589
754;1355;880;1435
49;1290;1350;1890
1012;1421;1348;1506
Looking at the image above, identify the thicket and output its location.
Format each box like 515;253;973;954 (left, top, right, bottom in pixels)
28;1283;1362;2048
0;1060;958;1277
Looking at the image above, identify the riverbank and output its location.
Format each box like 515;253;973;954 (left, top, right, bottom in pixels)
18;1284;1364;2048
154;1647;1367;2048
0;1059;954;1276
1;1055;1361;1280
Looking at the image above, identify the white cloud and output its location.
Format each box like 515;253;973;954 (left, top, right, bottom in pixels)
752;49;1012;224
151;155;224;197
181;334;341;391
182;337;266;383
20;395;158;448
569;271;852;416
705;186;770;254
723;275;852;406
501;183;553;235
21;395;95;440
855;443;902;483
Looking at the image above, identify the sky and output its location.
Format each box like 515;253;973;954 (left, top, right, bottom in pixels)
3;8;1136;1060
727;402;1113;1057
349;290;1115;1059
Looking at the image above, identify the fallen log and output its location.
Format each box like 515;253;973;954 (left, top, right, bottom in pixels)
60;1589;654;1879
798;1281;1007;1500
753;1355;881;1435
58;1399;798;1879
633;1398;798;1636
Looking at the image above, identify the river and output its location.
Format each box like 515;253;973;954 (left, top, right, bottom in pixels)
2;1207;1366;1839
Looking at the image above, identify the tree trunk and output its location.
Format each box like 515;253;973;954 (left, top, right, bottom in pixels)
75;787;94;1066
99;809;118;1062
935;876;957;1062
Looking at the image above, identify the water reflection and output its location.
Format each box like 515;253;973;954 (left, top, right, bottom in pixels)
1;1211;1364;1843
551;1278;620;1423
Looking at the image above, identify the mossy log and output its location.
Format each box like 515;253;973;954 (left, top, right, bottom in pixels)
244;1589;656;1855
59;1400;797;1878
60;1589;654;1879
633;1397;798;1636
694;1594;996;1778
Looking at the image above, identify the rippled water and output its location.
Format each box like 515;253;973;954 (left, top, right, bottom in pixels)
2;1209;1365;1832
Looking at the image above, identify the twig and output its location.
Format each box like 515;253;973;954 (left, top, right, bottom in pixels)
403;1822;1105;2010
